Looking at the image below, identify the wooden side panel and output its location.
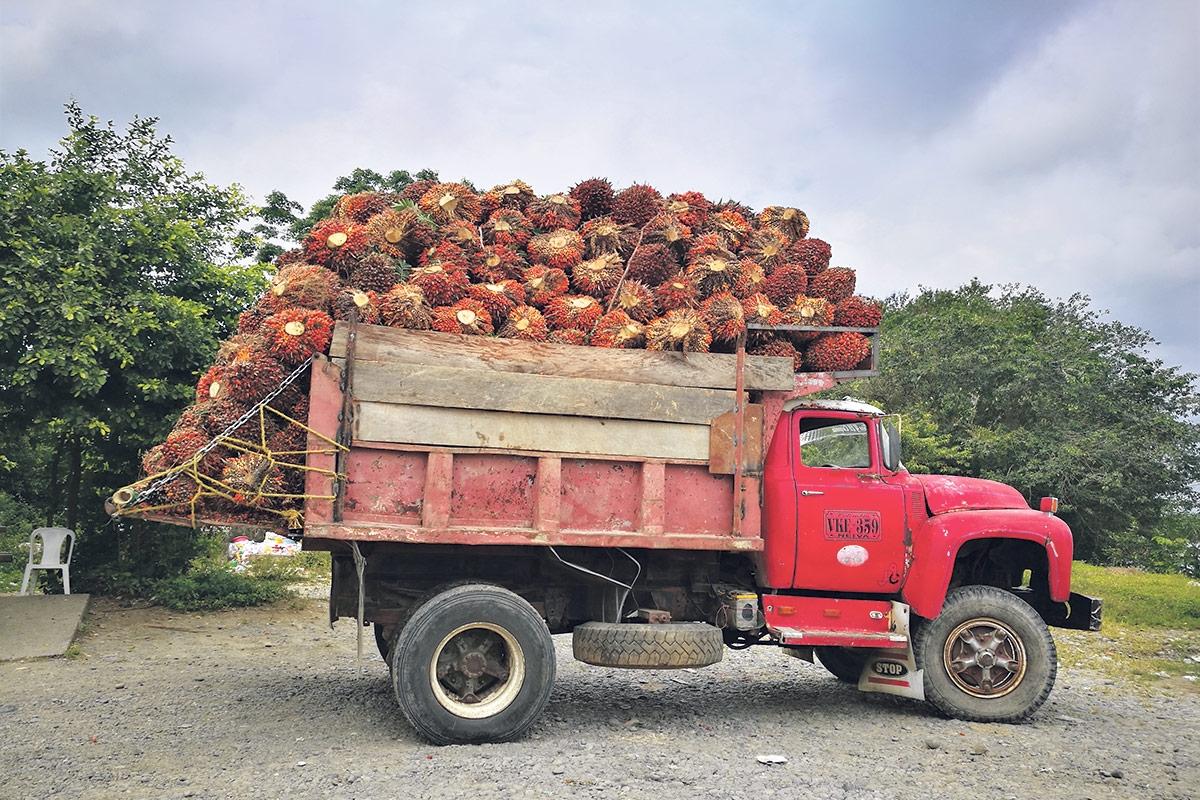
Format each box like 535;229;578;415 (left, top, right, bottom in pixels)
330;324;793;391
350;361;736;424
353;402;711;461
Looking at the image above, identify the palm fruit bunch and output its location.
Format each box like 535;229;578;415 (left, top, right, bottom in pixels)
833;295;883;328
137;178;880;525
591;310;646;349
804;331;872;372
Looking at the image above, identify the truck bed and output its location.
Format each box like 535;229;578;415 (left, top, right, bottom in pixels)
302;323;807;552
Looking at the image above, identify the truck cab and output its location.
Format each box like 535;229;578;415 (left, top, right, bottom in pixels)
761;398;1093;629
749;398;1100;726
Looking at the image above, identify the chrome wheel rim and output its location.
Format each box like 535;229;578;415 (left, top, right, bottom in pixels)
942;616;1027;698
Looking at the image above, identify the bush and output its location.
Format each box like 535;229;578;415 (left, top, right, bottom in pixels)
154;565;293;611
0;492;43;592
1101;513;1200;578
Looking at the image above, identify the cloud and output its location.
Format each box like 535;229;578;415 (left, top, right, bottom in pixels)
812;0;1199;374
1;0;1196;378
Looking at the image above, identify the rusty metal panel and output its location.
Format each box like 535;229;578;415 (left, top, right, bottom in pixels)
304;356;344;525
341;448;426;525
559;459;643;532
762;595;906;647
664;464;735;535
449;454;538;528
708;405;765;475
303;522;764;551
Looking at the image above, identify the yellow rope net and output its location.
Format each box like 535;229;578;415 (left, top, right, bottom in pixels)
109;359;348;530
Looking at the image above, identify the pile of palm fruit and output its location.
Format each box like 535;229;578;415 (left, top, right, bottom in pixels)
128;178;882;527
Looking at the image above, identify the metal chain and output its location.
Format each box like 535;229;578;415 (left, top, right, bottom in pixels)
138;356;315;502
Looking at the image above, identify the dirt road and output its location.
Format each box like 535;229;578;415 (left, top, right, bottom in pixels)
0;597;1195;800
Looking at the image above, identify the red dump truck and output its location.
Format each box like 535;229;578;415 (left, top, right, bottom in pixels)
254;320;1096;745
116;319;1101;744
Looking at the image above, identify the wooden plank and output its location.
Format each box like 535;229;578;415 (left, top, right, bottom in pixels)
330;323;793;391
350;361;737;424
353;402;710;461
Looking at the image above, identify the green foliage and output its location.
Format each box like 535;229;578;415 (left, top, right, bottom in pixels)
77;522;226;596
1101;513;1200;577
152;540;322;611
892;411;970;474
242;550;331;584
263;167;441;245
0;102;265;584
154;565;293;611
1071;562;1200;630
0;492;41;592
842;281;1200;564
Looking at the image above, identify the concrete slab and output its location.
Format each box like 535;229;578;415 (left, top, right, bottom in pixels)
0;594;90;661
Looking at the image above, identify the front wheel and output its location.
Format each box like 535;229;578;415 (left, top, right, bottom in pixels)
391;583;556;745
914;585;1056;723
815;646;868;683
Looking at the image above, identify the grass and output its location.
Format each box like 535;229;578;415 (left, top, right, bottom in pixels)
1071;562;1200;630
152;549;332;611
1059;562;1200;693
242;550;331;584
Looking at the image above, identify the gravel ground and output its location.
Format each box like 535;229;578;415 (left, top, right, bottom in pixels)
1;597;1195;800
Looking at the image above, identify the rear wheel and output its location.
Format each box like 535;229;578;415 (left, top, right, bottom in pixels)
374;623;395;663
815;646;868;683
914;585;1056;722
391;583;556;745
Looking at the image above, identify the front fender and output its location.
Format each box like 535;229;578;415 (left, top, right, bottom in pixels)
901;509;1074;620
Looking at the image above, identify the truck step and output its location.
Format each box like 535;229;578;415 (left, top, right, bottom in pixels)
772;628;908;648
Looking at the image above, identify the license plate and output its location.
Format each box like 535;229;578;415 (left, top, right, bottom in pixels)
823;510;882;541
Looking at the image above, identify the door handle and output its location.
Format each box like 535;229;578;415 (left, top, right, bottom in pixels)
801;490;824;497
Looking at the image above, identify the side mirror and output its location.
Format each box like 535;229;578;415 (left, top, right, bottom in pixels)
881;416;902;472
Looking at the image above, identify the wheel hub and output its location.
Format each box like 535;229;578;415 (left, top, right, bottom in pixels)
429;623;525;718
944;617;1027;698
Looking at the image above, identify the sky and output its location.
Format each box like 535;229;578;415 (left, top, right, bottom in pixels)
1;0;1197;379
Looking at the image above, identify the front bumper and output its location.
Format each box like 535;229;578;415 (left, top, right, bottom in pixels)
1013;589;1103;631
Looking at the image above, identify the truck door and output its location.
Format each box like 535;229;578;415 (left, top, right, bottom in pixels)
790;414;907;594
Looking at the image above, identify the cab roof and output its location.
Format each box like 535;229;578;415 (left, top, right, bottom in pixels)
782;397;885;415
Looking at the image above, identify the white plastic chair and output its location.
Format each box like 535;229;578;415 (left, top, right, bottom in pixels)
19;527;75;595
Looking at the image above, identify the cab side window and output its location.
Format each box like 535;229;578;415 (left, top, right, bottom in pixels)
799;418;870;469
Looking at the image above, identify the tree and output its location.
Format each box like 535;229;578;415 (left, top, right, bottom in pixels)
846;281;1200;563
0;102;265;574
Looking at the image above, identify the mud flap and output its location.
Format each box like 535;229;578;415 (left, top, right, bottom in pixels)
857;603;925;701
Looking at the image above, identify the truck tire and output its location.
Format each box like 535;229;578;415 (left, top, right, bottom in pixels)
572;622;724;669
914;585;1057;723
815;646;868;683
390;583;556;745
374;623;395;663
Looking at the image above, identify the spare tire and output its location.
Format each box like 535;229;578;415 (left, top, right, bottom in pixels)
572;622;723;669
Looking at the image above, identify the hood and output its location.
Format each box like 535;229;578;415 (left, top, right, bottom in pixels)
915;475;1030;515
